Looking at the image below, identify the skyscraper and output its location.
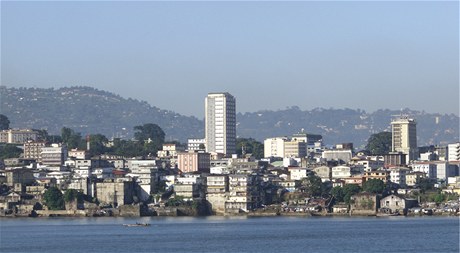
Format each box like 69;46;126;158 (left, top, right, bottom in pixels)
205;92;236;156
391;116;418;162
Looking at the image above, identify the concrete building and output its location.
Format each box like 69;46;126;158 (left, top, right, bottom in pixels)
292;132;323;146
68;149;89;160
447;143;460;161
433;162;458;181
322;149;353;163
95;178;135;207
226;174;260;212
177;151;211;173
350;193;379;216
23;141;46;160
0;129;38;144
312;166;331;182
389;167;411;186
40;144;68;167
364;170;389;182
412;162;437;179
284;140;307;158
205;174;229;214
157;143;186;158
332;166;352;179
289;167;309;180
380;194;418;215
205;92;236;156
187;138;206;151
384;152;407;166
264;137;287;158
5;168;35;187
391;116;417;162
405;172;426;187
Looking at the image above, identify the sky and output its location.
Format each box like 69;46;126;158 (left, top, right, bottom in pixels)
1;1;459;118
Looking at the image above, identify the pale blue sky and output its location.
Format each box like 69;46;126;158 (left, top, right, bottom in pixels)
2;1;459;118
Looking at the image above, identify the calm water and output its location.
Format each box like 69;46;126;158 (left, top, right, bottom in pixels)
0;216;458;253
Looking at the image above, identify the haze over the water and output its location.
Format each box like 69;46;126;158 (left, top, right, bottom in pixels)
2;1;458;118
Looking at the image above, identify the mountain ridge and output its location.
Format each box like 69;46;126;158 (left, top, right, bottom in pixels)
1;86;458;148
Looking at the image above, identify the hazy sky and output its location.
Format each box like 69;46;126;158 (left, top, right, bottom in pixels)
2;1;459;118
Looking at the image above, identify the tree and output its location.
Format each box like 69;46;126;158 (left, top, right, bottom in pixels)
88;134;108;156
417;178;434;193
0;114;10;130
331;186;345;202
236;138;264;159
43;187;65;210
63;189;83;203
61;127;84;149
365;132;392;155
362;179;385;194
343;184;361;204
0;144;23;159
300;174;324;197
134;123;165;156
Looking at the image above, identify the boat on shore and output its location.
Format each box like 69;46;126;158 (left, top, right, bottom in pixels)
123;222;151;227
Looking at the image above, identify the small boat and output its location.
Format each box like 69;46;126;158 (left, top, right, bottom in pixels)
123;222;151;227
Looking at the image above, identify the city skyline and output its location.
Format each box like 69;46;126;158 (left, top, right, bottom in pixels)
2;1;458;117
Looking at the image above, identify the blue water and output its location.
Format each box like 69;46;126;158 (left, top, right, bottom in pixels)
0;216;458;253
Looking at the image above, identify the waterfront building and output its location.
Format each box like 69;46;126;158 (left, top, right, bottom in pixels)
205;92;236;156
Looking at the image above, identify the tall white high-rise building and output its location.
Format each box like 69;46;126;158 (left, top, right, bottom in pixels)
391;116;417;162
205;92;236;156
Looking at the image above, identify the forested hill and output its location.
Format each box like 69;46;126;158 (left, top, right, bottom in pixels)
0;86;204;142
237;107;459;149
1;86;458;148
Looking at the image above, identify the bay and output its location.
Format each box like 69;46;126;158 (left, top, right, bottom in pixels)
0;216;458;253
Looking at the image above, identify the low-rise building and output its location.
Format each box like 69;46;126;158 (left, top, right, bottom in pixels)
350;193;379;215
364;170;389;182
95;178;135;207
332;166;352;179
380;194;418;215
312;166;331;182
322;149;352;163
405;171;426;187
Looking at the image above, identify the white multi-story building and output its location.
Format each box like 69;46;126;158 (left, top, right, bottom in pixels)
205;92;236;156
412;162;437;179
332;166;352;179
289;167;309;180
389;167;411;186
40;143;68;167
391;116;417;162
447;143;460;161
264;137;287;158
187;138;206;151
